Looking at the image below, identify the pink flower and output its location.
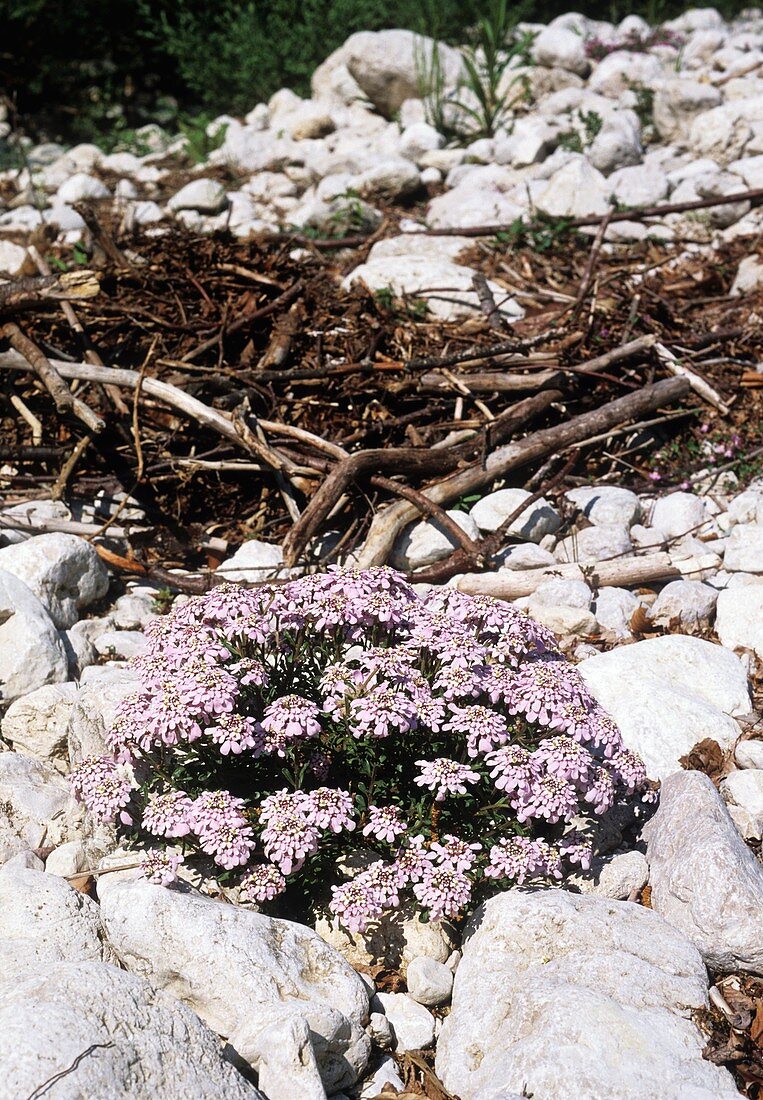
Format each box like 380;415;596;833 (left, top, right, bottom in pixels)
414;758;481;802
329;879;384;933
141;849;184;886
362;805;408;844
304;787;356;833
413;863;472;921
240;863;287;903
143;790;194;838
70;756;135;825
261;695;321;742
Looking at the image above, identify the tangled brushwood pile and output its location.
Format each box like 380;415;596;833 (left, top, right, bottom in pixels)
0;217;762;587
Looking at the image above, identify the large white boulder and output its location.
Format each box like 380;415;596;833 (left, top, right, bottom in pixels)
98;878;371;1093
0;570;68;703
0;961;264;1099
0;854;111;967
66;667;141;767
221;539;292;583
653;78;722;143
536;157;612;218
0;752;75;863
392;510;480;571
469;489;561;542
565;485;641;528
0;533;109;628
436;889;737;1100
344;30;462;118
578;635;751;778
724;524;763;572
716;585;763;659
344;257;523;324
532;27;590;76
649;491;710;540
645;770;763;975
167;179;228;214
1;682;78;773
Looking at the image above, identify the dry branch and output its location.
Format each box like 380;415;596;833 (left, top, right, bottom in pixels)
454;551;720;600
356;375;692;568
410;186;763;239
0;323;104;433
0;269;99;313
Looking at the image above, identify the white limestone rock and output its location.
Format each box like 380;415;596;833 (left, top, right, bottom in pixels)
0;854;112;967
66;668;141;767
496;544;557;570
0;532;109;629
315;903;457;971
608;163;670;207
344;257;523;324
565;485;641;528
589;50;664;98
1;682;78;773
0;240;27;276
532;27;590;76
588;112;643;175
645;770;763;975
653;79;722;143
0;570;68;703
244;1013;327;1100
578;634;751;778
731;253;763;296
221;539;292;583
736;740;763;770
0;752;75;863
0;960;264;1099
406;956;453;1007
469;489;561;542
536;156;612;217
650;579;718;628
554;524;633;564
728;489;763;525
63;614;114;677
724;524;763;572
98;878;371;1093
721;769;763;840
56;172;110;203
649;491;710;540
355;158;421;200
530;577;592;609
344;30;462;118
372;992;435;1051
426;180;524;230
592;586;641;638
436;889;737;1100
93;629;149;660
391;511;480;571
167;178;228;214
716;585;763;659
576;849;650;900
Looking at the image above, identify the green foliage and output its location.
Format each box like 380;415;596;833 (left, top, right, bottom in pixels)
178;114;228;165
0;0;754;145
557;109;603;153
420;0;534;142
494;212;576;253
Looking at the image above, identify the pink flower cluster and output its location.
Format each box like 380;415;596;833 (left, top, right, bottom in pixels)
71;566;652;929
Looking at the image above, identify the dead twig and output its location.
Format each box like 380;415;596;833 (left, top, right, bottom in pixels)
1;322;104;433
356;376;691;568
411;186;763;238
0;269;100;314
